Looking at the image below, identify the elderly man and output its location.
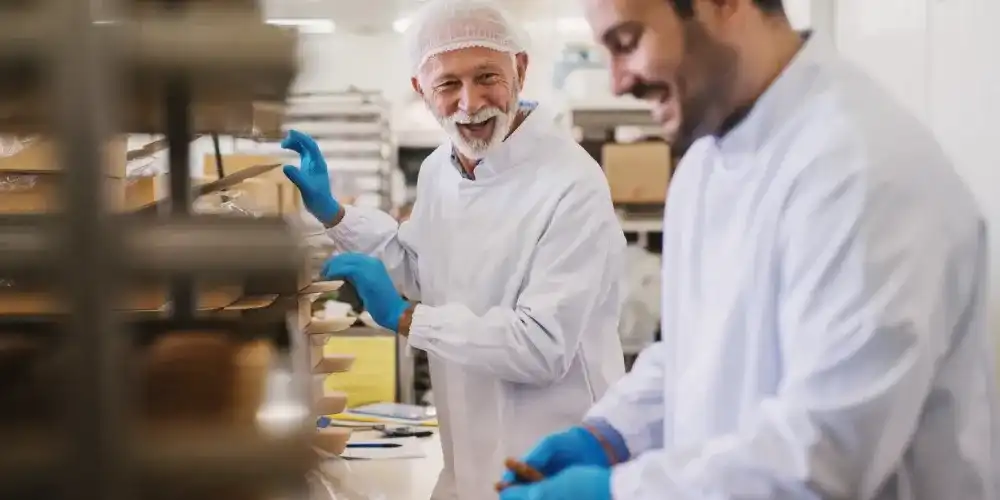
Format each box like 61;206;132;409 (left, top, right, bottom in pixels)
280;1;627;499
501;1;999;499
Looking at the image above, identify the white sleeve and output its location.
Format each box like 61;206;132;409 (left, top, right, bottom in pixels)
326;205;422;301
610;155;984;500
583;342;668;456
405;182;625;386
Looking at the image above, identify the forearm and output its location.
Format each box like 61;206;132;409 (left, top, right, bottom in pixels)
326;206;421;299
582;343;668;456
400;303;573;385
608;411;834;500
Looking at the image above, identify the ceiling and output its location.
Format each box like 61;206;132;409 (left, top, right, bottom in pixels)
261;0;583;34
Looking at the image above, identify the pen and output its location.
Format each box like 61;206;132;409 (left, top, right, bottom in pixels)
345;442;403;449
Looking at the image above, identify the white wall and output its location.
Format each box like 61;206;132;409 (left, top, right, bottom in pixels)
834;0;1000;341
292;0;813;122
292;26;593;120
129;1;813;173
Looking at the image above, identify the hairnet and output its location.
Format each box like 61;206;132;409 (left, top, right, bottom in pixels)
404;0;529;76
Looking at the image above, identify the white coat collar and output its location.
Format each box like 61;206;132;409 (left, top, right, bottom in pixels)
717;31;834;155
458;102;553;181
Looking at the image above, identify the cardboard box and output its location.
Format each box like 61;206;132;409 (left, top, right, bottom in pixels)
203;154;286;180
0;283;244;315
0;173;126;214
602;142;672;204
128;284;245;312
126;175;282;216
0;136;128;178
196;178;282;217
202;154;301;215
279;183;301;215
252;101;286;139
231;339;275;427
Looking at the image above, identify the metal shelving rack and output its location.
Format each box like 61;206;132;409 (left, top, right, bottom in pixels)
0;1;312;499
239;88;397;211
238;89;409;402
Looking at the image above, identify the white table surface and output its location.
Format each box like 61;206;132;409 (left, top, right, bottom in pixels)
331;430;443;500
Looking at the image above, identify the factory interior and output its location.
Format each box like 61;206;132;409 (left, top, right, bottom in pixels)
0;0;997;499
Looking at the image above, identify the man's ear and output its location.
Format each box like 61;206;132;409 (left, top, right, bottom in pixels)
411;76;423;96
515;52;529;90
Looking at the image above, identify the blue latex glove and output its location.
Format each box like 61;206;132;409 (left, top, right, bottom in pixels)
281;129;341;224
501;426;611;485
500;466;611;500
321;253;410;332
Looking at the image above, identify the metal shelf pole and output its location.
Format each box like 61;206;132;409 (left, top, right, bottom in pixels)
50;0;130;499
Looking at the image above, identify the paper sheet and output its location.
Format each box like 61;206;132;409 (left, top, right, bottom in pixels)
340;438;427;460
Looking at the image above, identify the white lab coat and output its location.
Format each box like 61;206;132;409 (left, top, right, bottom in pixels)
327;104;627;500
586;34;999;499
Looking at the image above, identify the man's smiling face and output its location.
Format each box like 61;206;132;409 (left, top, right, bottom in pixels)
584;0;740;155
413;46;527;160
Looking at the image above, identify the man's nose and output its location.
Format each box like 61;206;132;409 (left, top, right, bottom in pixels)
609;60;634;97
458;84;488;114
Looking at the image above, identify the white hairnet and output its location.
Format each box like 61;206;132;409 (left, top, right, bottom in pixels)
404;0;529;76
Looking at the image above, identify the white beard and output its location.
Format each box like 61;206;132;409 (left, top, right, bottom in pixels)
431;89;520;160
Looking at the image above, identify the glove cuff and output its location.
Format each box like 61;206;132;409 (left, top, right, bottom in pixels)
383;299;412;333
580;420;630;465
312;197;343;227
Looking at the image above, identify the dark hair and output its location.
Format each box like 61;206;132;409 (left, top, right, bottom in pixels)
667;0;785;17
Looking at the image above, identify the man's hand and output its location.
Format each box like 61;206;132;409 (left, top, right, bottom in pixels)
281;129;343;226
320;253;410;332
499;466;611;500
500;426;612;485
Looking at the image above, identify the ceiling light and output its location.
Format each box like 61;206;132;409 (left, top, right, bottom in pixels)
266;18;335;34
393;17;411;33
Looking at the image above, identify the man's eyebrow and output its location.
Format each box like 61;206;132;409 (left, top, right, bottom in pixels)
473;62;504;72
600;20;643;45
432;72;458;83
435;63;503;82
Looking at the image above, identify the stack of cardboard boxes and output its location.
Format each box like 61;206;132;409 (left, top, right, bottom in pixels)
0;136;128;213
189;152;359;455
0;137;130;314
0;140;359;446
0;138;279;438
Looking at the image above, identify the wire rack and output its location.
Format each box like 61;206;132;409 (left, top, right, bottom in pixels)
237;88;398;212
0;1;314;499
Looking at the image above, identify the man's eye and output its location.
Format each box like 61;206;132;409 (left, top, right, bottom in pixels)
436;81;459;90
605;27;641;55
479;73;500;84
609;35;638;55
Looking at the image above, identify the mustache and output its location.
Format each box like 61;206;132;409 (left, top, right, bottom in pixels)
627;81;671;100
446;107;503;125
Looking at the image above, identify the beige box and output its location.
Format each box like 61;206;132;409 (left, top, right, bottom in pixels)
0;173;126;214
202;154;286;180
202;154;301;215
0;283;244;315
602;142;672;204
197;178;282;216
252;101;286;139
288;295;313;334
0;137;128;178
126;175;282;216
